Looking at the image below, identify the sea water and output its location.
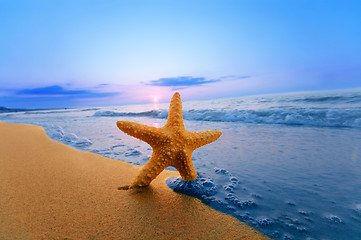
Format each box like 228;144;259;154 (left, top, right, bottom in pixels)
1;88;361;240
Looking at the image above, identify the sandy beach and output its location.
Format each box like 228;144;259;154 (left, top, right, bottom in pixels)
0;122;268;239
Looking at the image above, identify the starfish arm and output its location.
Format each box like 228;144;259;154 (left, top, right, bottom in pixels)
173;154;198;181
165;92;185;128
130;155;167;188
117;121;164;146
189;130;222;149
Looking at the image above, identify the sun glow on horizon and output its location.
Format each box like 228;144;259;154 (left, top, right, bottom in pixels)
153;96;158;102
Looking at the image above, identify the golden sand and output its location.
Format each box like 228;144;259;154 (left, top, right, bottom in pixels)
0;122;269;239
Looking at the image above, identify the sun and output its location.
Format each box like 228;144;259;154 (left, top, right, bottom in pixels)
153;96;158;103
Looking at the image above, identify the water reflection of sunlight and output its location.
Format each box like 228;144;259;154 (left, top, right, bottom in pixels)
153;102;159;110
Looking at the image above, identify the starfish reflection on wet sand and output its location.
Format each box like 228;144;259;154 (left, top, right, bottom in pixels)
117;92;222;189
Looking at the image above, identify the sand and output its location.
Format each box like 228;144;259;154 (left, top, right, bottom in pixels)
0;122;269;240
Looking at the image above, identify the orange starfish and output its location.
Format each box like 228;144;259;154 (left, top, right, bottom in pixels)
117;92;222;189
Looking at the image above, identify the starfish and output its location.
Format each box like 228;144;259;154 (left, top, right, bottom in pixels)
116;92;222;189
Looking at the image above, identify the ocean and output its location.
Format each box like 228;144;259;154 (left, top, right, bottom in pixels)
1;88;361;240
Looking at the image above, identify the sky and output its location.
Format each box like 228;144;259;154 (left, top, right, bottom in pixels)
1;0;361;108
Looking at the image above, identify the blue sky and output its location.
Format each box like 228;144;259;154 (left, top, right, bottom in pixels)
1;0;360;108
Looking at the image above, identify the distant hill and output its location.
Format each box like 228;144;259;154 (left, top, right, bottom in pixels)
0;107;41;113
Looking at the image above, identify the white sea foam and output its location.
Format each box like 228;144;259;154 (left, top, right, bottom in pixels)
44;125;92;148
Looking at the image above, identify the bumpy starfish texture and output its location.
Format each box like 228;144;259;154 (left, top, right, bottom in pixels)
116;92;222;189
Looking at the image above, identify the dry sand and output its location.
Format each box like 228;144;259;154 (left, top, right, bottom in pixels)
0;122;269;239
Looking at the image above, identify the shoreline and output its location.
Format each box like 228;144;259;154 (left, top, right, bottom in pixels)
0;122;268;239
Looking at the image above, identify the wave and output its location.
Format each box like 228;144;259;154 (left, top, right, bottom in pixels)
286;95;361;104
93;108;361;128
44;125;92;148
24;110;71;115
93;110;167;118
24;107;100;115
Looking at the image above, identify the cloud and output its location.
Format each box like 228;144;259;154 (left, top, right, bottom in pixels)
219;75;252;80
17;85;119;98
95;83;110;88
145;76;220;89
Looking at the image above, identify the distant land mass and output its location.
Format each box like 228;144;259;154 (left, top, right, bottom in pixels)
0;106;30;113
0;106;56;113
